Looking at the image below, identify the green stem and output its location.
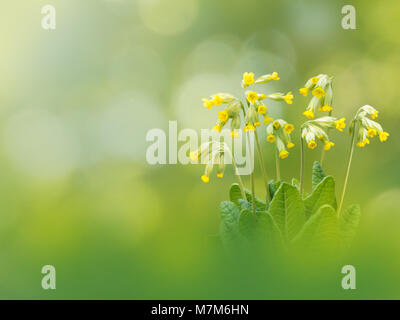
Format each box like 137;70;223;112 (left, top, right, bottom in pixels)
246;132;256;216
300;137;305;197
275;148;281;181
250;168;256;216
320;110;333;166
254;130;271;201
320;149;326;166
338;130;356;216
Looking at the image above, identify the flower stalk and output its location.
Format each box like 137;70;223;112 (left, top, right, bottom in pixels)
254;130;272;201
338;126;356;215
275;149;281;181
300;136;305;196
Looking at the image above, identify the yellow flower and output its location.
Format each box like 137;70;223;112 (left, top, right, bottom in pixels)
324;141;335;151
299;87;309;97
189;152;199;162
312;77;319;84
287;142;295;149
303;110;315;119
218;110;229;122
283;92;293;104
267;134;275;142
202;98;213;109
264;116;273;124
212;95;223;106
279;150;289;159
270;72;280;81
273;120;280;129
212;125;221;133
308;140;317;149
357;138;370;148
216;173;223;178
243;72;255;86
379;131;389;142
254;121;261;127
312;87;325;99
319;105;333;112
284;123;294;134
334;118;346;131
230;130;239;138
244;124;255;132
371;110;379;119
201;175;209;183
247;91;258;104
259;93;266;100
367;128;377;138
257;105;267;114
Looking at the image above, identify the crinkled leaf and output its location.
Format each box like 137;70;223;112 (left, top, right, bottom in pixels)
219;201;241;247
238;199;252;212
229;183;244;207
268;180;282;200
304;176;337;219
292;205;339;252
339;204;361;247
229;183;266;211
269;182;306;242
312;161;326;190
239;209;281;245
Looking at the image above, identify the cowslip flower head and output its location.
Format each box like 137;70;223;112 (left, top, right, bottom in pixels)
191;141;231;183
301;74;334;118
350;105;389;148
301;116;341;151
202;70;294;144
266;119;295;159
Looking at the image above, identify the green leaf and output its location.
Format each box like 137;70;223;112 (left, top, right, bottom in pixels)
229;183;266;211
229;183;244;207
339;204;361;247
304;176;337;218
269;183;306;242
291;178;300;191
268;180;282;199
312;161;326;190
219;201;241;246
238;199;252;211
292;205;339;251
238;209;281;245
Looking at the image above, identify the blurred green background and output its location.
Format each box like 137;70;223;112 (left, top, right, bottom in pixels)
0;0;399;299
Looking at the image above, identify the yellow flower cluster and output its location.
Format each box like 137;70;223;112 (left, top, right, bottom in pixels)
190;141;228;183
201;72;294;142
266;119;295;159
300;74;334;119
350;105;389;147
199;71;294;182
301;116;344;151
